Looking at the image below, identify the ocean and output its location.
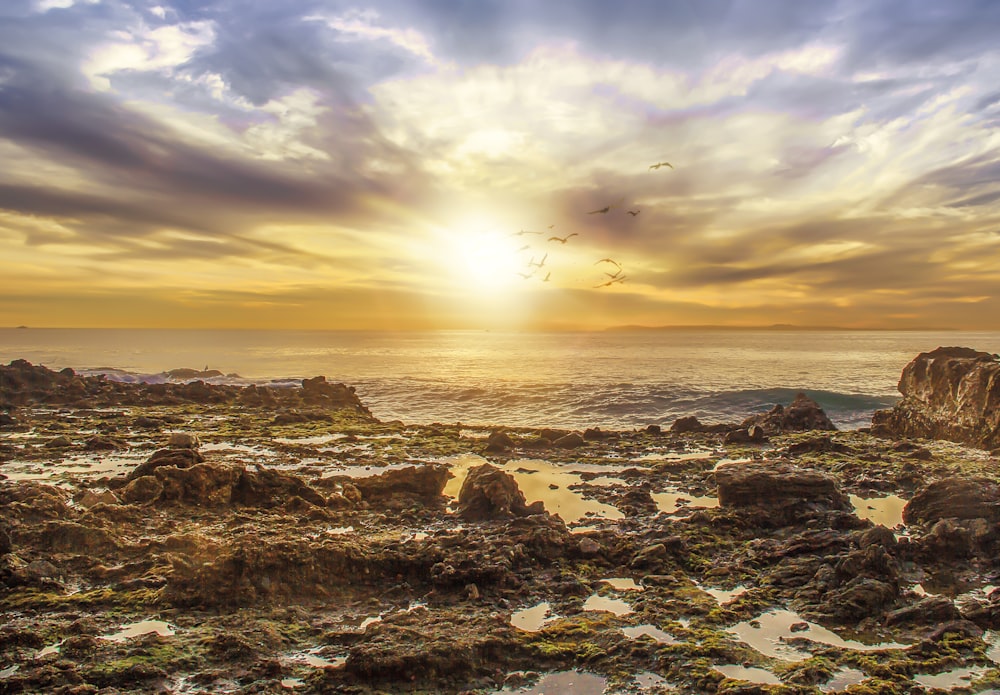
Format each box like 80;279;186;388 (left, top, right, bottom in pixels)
2;328;998;431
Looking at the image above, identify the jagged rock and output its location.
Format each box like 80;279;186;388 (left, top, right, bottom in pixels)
724;425;767;444
84;435;126;451
348;465;450;505
155;463;242;506
234;467;328;508
715;462;850;511
457;464;545;521
917;519;975;559
120;476;164;505
45;435;73;448
902;478;1000;525
75;490;119;509
645;424;662;435
741;393;835;434
168;432;200;449
0;525;10;555
885;595;961;627
485;430;515;452
0;412;17;427
871;347;1000;449
127;447;205;482
578;537;601;555
672;416;702;433
786;435;850;455
37;521;117;553
553;432;585;449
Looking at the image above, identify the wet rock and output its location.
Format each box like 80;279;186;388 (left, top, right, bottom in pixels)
156;462;241;506
165;367;224;379
167;432;200;449
457;463;546;521
917;518;974;559
553;432;585;449
741;392;836;434
272;410;309;425
583;427;612;441
120;475;164;504
3;483;72;520
348;464;450;506
485;430;515;452
724;425;767;444
234;466;328;509
645;424;662;434
75;489;119;509
786;435;851;455
578;537;601;555
37;520;117;553
0;411;17;427
820;577;897;622
133;415;162;429
871;346;1000;449
45;435;73;448
84;435;126;451
885;595;961;627
902;477;1000;525
715;462;850;511
126;447;205;482
671;416;702;433
0;525;10;555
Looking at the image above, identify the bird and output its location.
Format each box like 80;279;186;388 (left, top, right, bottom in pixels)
605;269;623;279
543;272;551;282
586;206;611;215
529;253;548;268
515;244;530;253
649;162;673;170
594;258;621;269
594;275;627;288
548;233;578;244
518;270;535;279
627;210;640;216
547;224;555;229
513;229;542;236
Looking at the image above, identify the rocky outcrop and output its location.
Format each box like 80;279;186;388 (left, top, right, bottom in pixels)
741;393;836;434
871;347;1000;450
715;462;850;511
126;447;205;482
457;464;546;521
347;465;450;506
902;477;1000;525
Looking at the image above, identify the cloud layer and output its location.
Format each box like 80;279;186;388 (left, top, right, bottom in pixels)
1;0;999;328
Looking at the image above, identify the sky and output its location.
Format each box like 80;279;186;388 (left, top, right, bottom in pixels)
1;0;1000;330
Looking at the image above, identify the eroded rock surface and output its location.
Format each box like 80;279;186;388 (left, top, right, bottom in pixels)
872;346;1000;449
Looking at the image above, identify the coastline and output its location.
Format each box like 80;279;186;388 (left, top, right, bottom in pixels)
3;360;1000;693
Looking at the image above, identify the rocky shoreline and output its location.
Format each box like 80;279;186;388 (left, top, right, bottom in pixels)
3;350;1000;694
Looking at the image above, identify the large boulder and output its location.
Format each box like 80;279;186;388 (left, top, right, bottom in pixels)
871;347;1000;450
348;465;450;505
127;448;205;482
741;393;835;434
715;462;850;511
902;477;1000;525
457;464;546;521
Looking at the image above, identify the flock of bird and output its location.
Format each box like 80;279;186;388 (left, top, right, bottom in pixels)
510;161;672;288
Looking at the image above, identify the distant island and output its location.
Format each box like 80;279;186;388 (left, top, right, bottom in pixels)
605;323;958;332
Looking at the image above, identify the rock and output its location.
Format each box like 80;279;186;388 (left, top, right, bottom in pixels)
164;368;224;379
457;463;546;521
786;435;850;455
724;426;767;444
120;476;164;505
348;465;450;505
885;595;962;627
234;467;327;508
168;432;200;449
76;490;119;509
671;416;702;433
272;410;309;425
45;435;73;448
918;518;974;559
84;435;126;451
553;432;585;449
0;525;10;555
583;427;612;441
645;424;662;435
0;412;17;427
741;393;836;434
871;347;1000;449
485;430;515;452
133;416;162;429
578;537;601;555
156;463;241;506
902;478;1000;525
126;447;205;481
715;462;850;511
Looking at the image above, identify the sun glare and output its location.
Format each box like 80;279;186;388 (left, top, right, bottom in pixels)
449;227;526;293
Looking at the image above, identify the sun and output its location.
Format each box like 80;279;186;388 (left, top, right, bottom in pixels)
448;225;529;293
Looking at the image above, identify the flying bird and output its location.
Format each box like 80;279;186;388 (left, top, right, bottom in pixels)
543;272;551;282
605;269;623;279
627;210;641;216
548;233;578;244
649;162;673;170
516;244;530;253
594;258;621;269
547;224;556;229
586;206;611;215
518;270;535;279
594;275;627;288
513;229;542;236
529;253;548;268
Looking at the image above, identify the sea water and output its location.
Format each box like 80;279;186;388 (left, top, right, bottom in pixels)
2;328;998;430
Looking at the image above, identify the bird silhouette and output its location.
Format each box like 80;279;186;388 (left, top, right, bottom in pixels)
515;244;530;253
517;270;535;279
513;229;542;236
594;258;622;269
649;162;673;170
587;206;610;215
548;233;578;244
528;253;548;268
547;224;556;229
594;275;627;288
627;210;640;216
543;272;551;282
605;269;623;279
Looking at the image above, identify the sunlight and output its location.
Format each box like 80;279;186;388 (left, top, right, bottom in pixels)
446;223;530;294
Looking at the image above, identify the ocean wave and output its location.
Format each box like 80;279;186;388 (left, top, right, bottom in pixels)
76;369;897;431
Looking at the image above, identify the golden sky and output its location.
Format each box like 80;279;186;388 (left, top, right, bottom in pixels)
1;0;1000;330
